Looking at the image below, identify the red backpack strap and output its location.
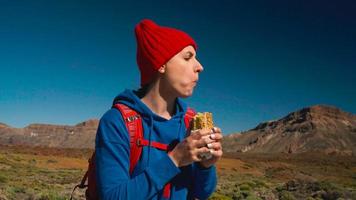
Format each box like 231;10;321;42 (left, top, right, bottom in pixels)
113;103;170;174
72;104;173;200
113;103;144;174
113;103;189;200
184;107;196;131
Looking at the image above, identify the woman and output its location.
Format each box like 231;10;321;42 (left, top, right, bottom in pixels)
95;19;223;200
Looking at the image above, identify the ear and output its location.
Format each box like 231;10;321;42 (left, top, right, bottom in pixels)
158;65;166;73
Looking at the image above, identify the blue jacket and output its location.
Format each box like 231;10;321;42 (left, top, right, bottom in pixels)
95;89;217;199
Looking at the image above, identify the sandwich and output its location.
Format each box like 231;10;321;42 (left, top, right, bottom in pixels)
192;112;214;130
191;112;214;159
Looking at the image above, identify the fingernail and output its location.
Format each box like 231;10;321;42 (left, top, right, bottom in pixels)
210;149;214;153
191;130;198;133
207;143;213;148
210;134;216;139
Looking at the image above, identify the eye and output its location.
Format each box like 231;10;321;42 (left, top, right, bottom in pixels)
184;52;194;61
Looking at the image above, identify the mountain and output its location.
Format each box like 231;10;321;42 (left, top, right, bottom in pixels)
0;119;99;149
0;122;9;128
223;105;356;155
2;104;356;154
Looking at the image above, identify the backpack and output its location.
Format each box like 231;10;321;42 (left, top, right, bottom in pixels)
71;103;196;200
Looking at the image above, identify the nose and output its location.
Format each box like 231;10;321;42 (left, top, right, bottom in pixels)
195;60;204;73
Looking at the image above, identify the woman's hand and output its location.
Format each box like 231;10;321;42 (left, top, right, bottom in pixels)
198;127;223;168
168;127;223;168
168;128;215;167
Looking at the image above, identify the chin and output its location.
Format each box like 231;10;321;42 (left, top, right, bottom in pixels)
179;89;194;98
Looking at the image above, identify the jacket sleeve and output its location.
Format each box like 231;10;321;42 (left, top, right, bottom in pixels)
191;163;217;200
95;108;181;200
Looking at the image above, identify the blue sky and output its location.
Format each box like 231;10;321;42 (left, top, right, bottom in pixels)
0;0;355;134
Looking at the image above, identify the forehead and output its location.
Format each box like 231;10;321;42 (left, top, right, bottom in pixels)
180;45;196;54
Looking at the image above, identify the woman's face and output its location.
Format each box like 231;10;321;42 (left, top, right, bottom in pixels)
159;45;204;98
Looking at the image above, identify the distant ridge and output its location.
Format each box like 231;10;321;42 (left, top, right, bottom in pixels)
0;122;9;128
222;105;356;155
2;105;356;155
0;119;99;149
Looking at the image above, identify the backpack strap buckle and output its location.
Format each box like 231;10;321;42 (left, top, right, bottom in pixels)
126;115;139;122
136;138;141;146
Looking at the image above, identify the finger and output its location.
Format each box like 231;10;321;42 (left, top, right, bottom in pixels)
195;146;210;155
192;155;202;162
207;142;222;150
210;149;223;158
189;129;200;138
195;136;213;148
198;128;214;136
190;129;213;140
209;132;223;141
186;136;204;150
193;147;210;161
203;134;216;144
189;129;202;139
194;139;206;148
212;127;222;133
195;133;220;148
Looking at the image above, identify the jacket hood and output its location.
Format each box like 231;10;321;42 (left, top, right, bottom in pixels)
112;89;187;121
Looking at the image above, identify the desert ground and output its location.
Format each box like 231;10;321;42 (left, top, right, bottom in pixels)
0;145;355;200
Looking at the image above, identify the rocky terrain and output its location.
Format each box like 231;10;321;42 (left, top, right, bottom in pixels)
1;145;355;200
1;104;356;199
2;104;356;156
223;105;356;155
0;119;98;149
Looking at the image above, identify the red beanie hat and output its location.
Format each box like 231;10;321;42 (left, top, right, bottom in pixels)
135;19;197;86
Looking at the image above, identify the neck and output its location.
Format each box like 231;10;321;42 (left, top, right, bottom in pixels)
140;81;177;120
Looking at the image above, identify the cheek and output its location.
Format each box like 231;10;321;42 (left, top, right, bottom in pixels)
167;64;190;85
173;72;191;89
168;70;196;96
